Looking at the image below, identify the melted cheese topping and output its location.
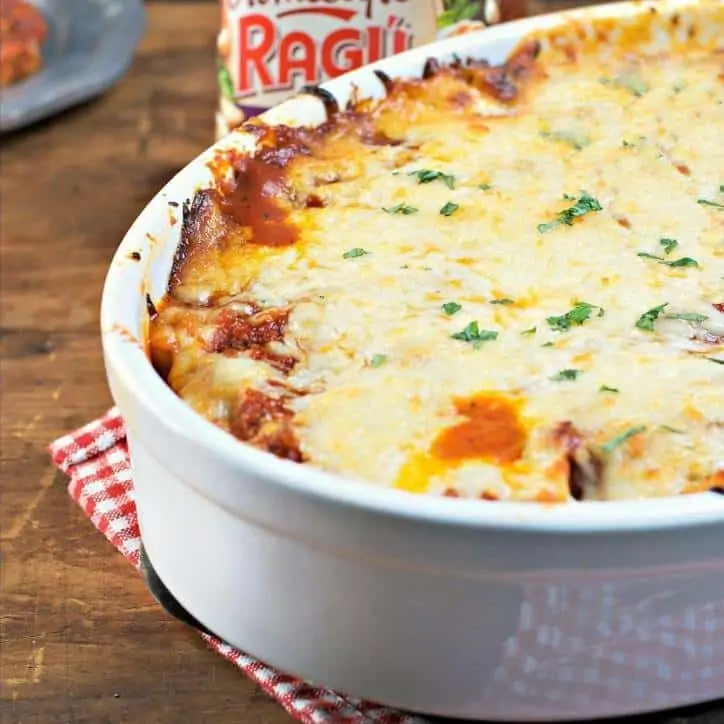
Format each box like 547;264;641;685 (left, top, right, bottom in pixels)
151;7;724;503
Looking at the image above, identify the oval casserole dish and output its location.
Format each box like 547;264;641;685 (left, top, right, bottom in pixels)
102;1;724;719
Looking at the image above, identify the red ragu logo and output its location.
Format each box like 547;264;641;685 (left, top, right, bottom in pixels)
230;0;416;98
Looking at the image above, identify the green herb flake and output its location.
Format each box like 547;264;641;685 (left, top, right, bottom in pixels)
551;368;582;382
635;303;668;332
601;425;647;454
478;183;492;190
637;252;699;268
370;354;388;368
521;326;537;336
440;201;460;217
600;69;648;97
661;425;684;434
408;169;455;189
622;139;635;148
343;247;370;259
383;203;418;215
451;321;498;349
706;357;724;365
541;342;555;348
665;312;709;323
697;198;724;209
490;298;514;305
442;301;462;316
540;130;590;150
537;193;603;233
599;385;620;393
547;302;604;332
659;238;678;255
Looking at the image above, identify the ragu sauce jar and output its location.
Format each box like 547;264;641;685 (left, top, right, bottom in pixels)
215;0;528;139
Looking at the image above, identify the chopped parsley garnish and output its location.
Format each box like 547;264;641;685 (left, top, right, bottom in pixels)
637;252;699;268
659;238;678;255
665;312;708;323
521;326;537;335
540;130;590;150
408;169;455;189
442;301;462;316
697;198;724;209
370;354;388;368
478;183;492;190
622;139;635;148
599;385;620;393
635;303;668;331
661;425;684;434
547;302;604;332
551;368;581;382
601;425;647;454
343;247;370;259
600;70;648;97
541;341;555;348
706;357;724;365
383;203;418;215
451;321;498;348
537;193;602;233
490;298;514;305
440;201;459;217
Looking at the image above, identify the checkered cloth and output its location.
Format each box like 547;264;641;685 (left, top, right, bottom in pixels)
49;408;426;724
51;410;724;721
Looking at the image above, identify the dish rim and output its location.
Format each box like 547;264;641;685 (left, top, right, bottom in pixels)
101;0;724;534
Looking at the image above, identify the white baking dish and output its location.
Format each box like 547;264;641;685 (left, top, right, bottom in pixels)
101;1;724;719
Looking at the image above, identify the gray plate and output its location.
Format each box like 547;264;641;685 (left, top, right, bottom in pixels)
0;0;146;133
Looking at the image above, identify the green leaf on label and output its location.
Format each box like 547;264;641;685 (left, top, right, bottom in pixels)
547;302;604;332
370;354;388;368
551;369;581;382
440;201;460;217
601;425;647;453
451;321;498;349
343;247;370;259
408;169;455;189
538;193;602;233
442;302;462;316
635;303;669;331
383;203;418;215
217;65;235;101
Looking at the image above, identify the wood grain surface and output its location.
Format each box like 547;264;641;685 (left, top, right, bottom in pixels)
0;2;722;723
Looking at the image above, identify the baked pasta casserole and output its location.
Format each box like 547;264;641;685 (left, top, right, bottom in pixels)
149;3;724;503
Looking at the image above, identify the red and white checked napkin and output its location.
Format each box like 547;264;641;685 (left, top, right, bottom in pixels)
49;408;426;724
51;410;724;721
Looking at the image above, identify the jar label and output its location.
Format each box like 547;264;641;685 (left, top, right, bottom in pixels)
216;1;510;138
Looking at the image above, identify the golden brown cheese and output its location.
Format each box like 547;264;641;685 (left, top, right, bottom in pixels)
150;3;724;503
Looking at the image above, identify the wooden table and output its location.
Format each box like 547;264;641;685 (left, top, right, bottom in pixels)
0;2;722;723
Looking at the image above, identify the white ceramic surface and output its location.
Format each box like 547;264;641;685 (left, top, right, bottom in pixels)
101;1;724;719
